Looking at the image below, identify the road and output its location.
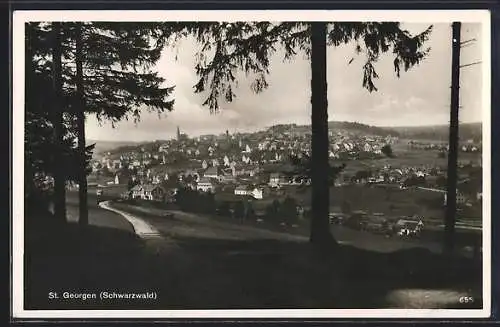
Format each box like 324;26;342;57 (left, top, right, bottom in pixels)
65;191;134;232
67;191;476;256
104;201;458;255
108;201;310;244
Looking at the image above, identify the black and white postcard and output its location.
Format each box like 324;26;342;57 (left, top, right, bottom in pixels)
12;10;491;319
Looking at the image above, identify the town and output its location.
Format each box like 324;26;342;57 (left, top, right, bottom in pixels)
83;122;482;240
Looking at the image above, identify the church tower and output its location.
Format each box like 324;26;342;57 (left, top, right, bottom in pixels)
176;126;181;141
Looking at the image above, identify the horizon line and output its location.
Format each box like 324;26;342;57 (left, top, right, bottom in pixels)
87;120;482;144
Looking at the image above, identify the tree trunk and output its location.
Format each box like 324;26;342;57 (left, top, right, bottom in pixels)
51;22;67;223
309;22;336;247
75;23;89;226
444;22;461;255
25;25;35;201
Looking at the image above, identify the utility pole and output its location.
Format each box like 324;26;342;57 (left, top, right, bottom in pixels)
444;22;461;255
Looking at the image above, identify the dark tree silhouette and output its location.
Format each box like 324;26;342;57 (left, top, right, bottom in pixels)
127;178;140;191
381;144;395;158
280;196;299;225
26;22;176;225
51;22;67;224
245;201;256;219
287;152;346;187
74;23;88;226
341;200;352;215
174;21;432;249
233;201;245;219
217;201;231;217
69;22;175;225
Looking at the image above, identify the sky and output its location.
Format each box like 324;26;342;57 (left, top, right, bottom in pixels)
86;22;484;142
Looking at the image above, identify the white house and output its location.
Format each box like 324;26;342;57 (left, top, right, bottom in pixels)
234;185;264;199
234;185;249;196
197;177;215;192
250;187;263;199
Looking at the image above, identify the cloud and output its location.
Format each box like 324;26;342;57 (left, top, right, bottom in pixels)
86;22;484;141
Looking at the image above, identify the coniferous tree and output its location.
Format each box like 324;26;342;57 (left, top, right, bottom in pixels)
74;23;88;226
26;22;176;226
51;22;67;223
30;22;176;225
175;21;432;248
69;22;175;225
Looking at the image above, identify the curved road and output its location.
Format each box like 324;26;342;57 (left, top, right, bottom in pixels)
65;191;134;232
98;201;162;238
100;201;460;255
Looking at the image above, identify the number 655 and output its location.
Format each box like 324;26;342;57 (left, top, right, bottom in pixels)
459;296;474;304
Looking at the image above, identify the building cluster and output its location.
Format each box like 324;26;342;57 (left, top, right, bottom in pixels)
407;139;482;153
90;125;482;205
93;125;397;173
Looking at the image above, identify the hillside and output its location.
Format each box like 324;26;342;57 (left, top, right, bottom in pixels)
327;121;399;137
87;140;142;157
388;122;482;142
268;121;400;137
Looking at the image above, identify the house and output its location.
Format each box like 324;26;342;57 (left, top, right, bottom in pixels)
250;187;264;199
234;185;250;196
269;172;285;187
130;184;165;201
234;185;264;199
197;177;215;192
204;166;223;181
130;184;144;199
143;184;165;201
443;191;468;206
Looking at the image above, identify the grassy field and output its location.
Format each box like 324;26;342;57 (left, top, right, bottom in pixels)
331;147;481;173
111;198;481;257
279;184;446;220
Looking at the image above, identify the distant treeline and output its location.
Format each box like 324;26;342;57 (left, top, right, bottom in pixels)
269;121;400;137
327;121;399;137
387;123;482;142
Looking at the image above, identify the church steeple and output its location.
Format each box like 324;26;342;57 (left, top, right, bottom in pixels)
177;126;181;141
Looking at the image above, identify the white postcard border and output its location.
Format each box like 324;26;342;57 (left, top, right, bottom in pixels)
12;9;492;319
